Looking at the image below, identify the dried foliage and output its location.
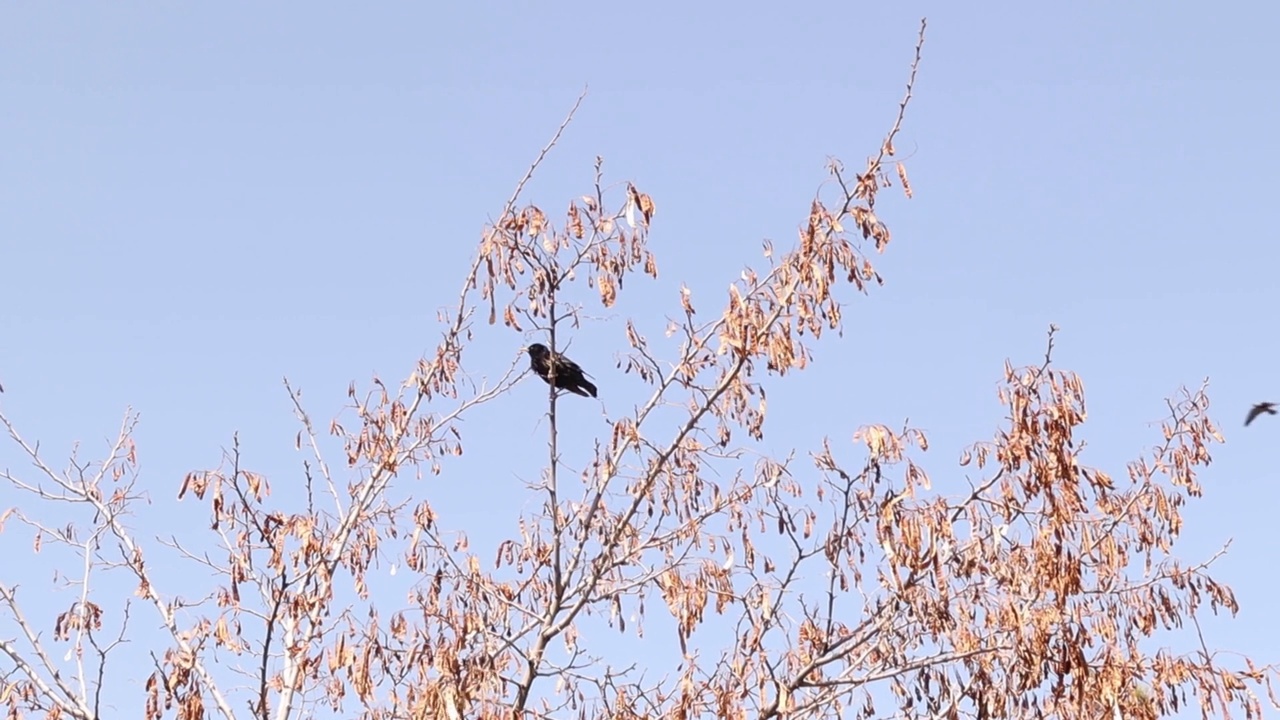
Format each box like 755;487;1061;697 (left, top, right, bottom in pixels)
2;18;1277;720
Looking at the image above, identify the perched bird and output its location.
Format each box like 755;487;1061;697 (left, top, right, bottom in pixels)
525;343;597;398
1245;402;1277;426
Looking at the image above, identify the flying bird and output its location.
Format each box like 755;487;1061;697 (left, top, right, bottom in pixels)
525;343;597;398
1245;402;1277;426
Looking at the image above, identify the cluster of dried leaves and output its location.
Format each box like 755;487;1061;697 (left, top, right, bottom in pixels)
2;18;1277;720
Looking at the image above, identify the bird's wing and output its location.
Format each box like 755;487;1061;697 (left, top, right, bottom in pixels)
1246;406;1264;426
558;356;586;375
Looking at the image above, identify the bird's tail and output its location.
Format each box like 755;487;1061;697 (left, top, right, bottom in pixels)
580;379;598;398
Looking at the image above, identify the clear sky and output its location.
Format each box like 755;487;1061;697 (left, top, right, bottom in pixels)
2;2;1278;717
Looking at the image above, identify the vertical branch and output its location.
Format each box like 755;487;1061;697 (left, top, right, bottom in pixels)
86;602;130;719
548;289;563;596
257;571;289;720
71;520;101;705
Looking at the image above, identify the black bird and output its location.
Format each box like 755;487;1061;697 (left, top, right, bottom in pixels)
524;343;597;398
1245;402;1277;427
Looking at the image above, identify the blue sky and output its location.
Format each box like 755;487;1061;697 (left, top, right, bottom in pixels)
2;2;1278;716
